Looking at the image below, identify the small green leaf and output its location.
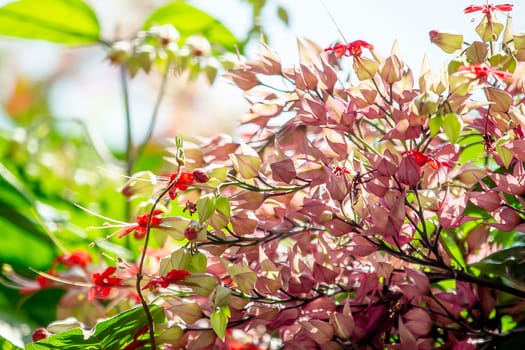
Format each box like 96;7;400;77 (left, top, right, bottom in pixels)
210;305;230;340
197;193;216;223
189;252;207;273
495;136;513;168
429;114;443;137
143;1;238;51
442;113;462;144
171;248;191;270
501;315;517;332
0;0;100;45
215;195;231;218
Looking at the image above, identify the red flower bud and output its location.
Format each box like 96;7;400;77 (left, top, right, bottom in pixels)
184;226;198;240
32;327;51;342
192;169;210;183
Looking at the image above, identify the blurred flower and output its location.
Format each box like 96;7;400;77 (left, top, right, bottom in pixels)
142;269;190;290
118;209;164;239
458;63;513;82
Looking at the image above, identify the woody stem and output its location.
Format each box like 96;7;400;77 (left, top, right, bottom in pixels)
136;166;182;349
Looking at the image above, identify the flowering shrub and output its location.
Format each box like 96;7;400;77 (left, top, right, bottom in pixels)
1;1;525;349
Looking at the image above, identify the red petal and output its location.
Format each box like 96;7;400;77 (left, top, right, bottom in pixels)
494;4;513;12
464;5;483;13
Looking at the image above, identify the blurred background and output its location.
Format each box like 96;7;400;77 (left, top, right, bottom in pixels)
0;0;523;346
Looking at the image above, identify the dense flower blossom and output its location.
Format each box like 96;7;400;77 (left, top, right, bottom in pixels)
324;40;373;58
142;269;190;290
464;3;513;15
118;209;164;239
88;266;122;301
458;63;513;82
402;150;454;170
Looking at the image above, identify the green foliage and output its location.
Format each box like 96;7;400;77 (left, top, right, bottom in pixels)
26;306;165;349
142;1;239;51
0;0;100;45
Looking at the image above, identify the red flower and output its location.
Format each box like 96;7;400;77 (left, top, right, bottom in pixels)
142;269;190;290
464;3;513;15
458;63;513;82
403;150;453;170
333;166;350;177
55;249;92;269
325;40;374;58
118;209;164;239
168;170;195;199
88;266;122;301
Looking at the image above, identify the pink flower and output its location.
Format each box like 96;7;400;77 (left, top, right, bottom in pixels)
325;40;374;58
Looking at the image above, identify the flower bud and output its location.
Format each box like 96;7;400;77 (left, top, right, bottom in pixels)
107;41;131;64
184;226;198;240
192;168;210;183
32;327;51;342
185;35;211;57
134;44;157;73
429;30;463;53
149;24;180;46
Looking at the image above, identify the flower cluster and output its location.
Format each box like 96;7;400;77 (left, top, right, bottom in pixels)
18;2;525;349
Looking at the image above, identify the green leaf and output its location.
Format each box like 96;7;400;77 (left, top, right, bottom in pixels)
495;135;513;169
210;305;230;340
143;1;238;51
0;0;100;45
442;113;462;144
440;230;466;270
470;242;525;284
189;252;207;273
429;114;442;137
501;315;517;332
26;305;165;349
0;164;56;269
215;195;231;218
197;193;216;223
0;335;22;350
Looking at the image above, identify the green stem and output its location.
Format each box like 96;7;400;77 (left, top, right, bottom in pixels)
131;62;172;168
120;66;133;221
